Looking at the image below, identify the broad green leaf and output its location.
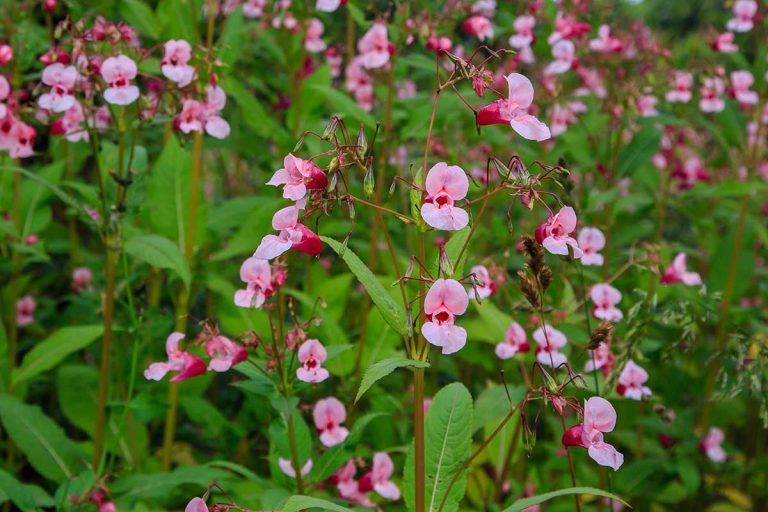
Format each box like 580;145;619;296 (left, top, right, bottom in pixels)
223;77;290;144
0;468;54;511
111;465;232;500
156;0;198;42
310;84;377;131
0;394;86;483
124;233;191;289
280;495;353;512
218;5;243;67
404;382;473;512
471;300;513;342
321;236;408;337
12;325;103;385
355;356;429;403
57;365;99;436
472;385;526;433
119;0;160;40
501;487;629;512
617;126;660;176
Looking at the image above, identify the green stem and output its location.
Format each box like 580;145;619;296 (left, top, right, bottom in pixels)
413;366;426;512
286;413;305;494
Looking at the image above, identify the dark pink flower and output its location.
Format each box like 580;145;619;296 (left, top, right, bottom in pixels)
661;252;702;286
588;25;623;54
144;332;207;382
267;153;327;201
712;32;738;53
16;295;36;326
253;204;322;259
463;16;494;41
562;397;624;470
206;335;248;372
535;206;582;258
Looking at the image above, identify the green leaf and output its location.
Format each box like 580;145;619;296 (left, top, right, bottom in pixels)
124;233;191;289
279;495;353;512
119;0;160;40
501;487;629;512
432;227;470;278
321;236;408;337
218;5;243;67
0;394;86;483
472;385;526;433
222;77;290;144
111;465;232;500
12;325;103;385
0;468;54;511
310;84;377;131
404;382;473;512
57;365;99;436
617;126;660;176
355;356;429;403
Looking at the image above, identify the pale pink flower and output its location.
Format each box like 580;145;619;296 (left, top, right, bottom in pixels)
495;321;530;360
316;0;342;12
267;153;327;201
422;278;469;355
731;70;758;105
535;206;583;258
305;18;327;53
345;56;374;110
206;335;248;372
313;397;349;447
462;16;494;41
726;0;757;32
243;0;267;18
589;25;623;53
99;503;117;512
699;77;725;113
665;71;693;103
235;257;273;308
576;67;607;99
590;284;623;322
72;267;93;292
6;120;36;158
544;40;575;75
185;498;208;512
584;342;615;375
51;101;88;142
509;15;536;49
636;95;659;117
177;99;204;134
279;457;313;478
325;47;342;77
533;324;567;367
357;23;392;69
578;227;605;266
296;338;330;383
161;40;195;87
16;295;36;326
396;80;416;100
101;55;139;105
144;332;207;382
550;103;577;137
332;460;374;507
477;73;551;141
471;0;496;17
0;44;12;65
661;253;702;286
420;163;469;231
468;264;496;300
38;63;78;112
548;11;591;45
562;396;624;470
368;452;400;500
616;360;651;400
253;204;322;259
713;32;738;53
201;85;230;138
699;427;726;462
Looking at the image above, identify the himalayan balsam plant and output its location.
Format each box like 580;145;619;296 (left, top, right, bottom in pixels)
1;0;767;511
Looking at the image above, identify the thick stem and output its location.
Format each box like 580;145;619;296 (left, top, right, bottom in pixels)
413;367;426;512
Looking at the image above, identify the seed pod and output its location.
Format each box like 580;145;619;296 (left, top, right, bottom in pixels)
363;159;375;199
356;125;368;159
521;234;547;278
517;271;540;309
539;266;553;290
587;321;614;350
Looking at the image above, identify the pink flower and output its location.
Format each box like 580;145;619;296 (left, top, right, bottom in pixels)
550;103;578;137
616;360;651;400
51;102;88;142
673;156;710;189
636;95;659;117
422;278;469;355
509;15;536;49
38;63;78;112
234;257;273;308
661;253;702;286
296;339;330;383
177;99;204;134
584;342;615;376
535;206;583;258
305;18;327;53
206;335;248;372
332;460;374;507
588;25;623;54
144;332;207;382
731;70;758;105
243;0;266;18
463;16;494;41
495;321;530;359
99;503;117;512
665;71;692;104
477;73;551;141
185;498;208;512
313;397;349;447
578;227;605;266
161;40;195;87
316;0;343;12
16;295;36;326
726;0;757;32
0;44;12;65
699;427;726;463
562;396;624;471
201;85;230;138
279;457;313;478
357;23;392;69
72;267;93;292
100;55;139;105
699;77;725;113
367;452;400;500
548;12;591;45
253;204;322;259
5;120;36;158
420;163;469;231
544;40;575;75
468;264;496;300
712;32;738;53
267;153;327;201
590;284;623;322
533;324;567;367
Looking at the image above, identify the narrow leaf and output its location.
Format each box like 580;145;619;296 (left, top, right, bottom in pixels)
280;495;353;512
124;233;191;288
502;487;629;512
0;468;54;511
355;356;429;403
